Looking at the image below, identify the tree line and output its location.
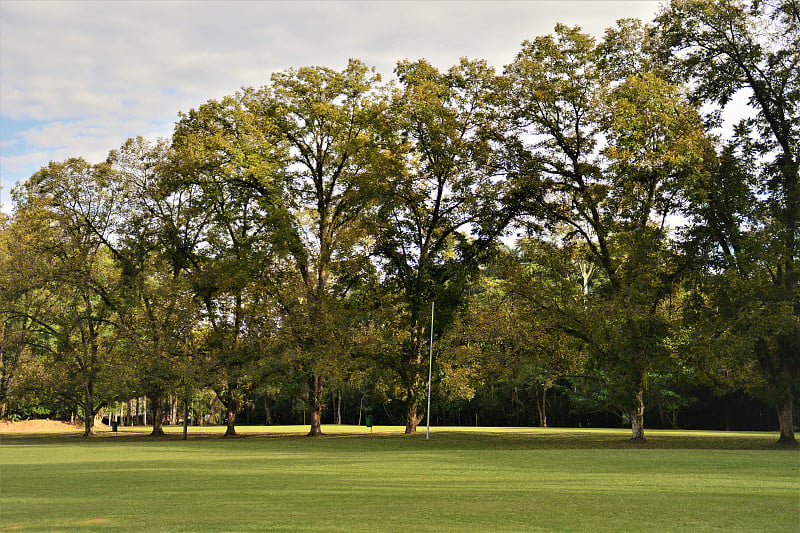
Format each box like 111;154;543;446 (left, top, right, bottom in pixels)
1;0;797;444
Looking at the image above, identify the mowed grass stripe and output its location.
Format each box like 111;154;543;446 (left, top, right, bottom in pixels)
1;428;797;532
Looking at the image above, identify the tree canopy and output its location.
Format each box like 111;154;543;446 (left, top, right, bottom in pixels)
2;1;796;446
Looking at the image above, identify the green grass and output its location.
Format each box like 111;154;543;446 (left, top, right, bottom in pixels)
1;426;798;532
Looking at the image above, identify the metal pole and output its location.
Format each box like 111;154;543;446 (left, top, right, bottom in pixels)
426;301;434;440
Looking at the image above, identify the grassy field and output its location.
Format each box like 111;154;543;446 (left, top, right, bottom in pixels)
1;426;798;532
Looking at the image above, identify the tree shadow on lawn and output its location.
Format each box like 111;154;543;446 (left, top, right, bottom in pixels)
0;428;794;451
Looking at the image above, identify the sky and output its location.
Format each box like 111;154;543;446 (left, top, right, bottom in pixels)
0;0;669;213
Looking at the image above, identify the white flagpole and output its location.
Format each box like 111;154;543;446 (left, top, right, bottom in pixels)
426;301;434;440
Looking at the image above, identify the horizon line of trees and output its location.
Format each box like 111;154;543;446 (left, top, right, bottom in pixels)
1;0;797;445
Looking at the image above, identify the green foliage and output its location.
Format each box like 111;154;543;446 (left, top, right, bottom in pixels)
658;0;800;443
2;8;796;444
7;161;125;435
370;58;512;432
503;21;713;439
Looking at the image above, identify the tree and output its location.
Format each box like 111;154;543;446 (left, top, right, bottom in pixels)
447;246;584;428
657;0;800;445
0;213;45;419
174;60;388;436
170;99;285;437
10;159;123;436
106;137;207;436
0;213;21;419
373;58;512;433
504;23;711;440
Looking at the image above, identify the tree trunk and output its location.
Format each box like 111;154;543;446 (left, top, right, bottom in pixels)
404;396;423;434
82;381;94;437
534;384;548;428
149;394;165;436
182;399;189;441
206;399;215;426
629;386;646;442
224;406;237;437
308;406;323;436
170;394;178;425
182;383;190;440
263;395;273;426
776;392;798;446
307;374;324;436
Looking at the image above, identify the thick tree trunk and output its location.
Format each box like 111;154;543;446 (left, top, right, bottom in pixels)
149;394;165;436
776;393;798;446
404;397;424;434
629;386;646;442
308;407;323;436
224;407;237;437
307;374;324;436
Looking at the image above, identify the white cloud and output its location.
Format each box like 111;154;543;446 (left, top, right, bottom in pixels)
1;0;665;213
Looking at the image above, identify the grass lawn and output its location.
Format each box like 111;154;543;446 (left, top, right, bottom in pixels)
1;426;798;532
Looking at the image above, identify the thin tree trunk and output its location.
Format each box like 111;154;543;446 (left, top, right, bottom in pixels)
776;392;798;446
629;386;646;442
263;395;273;426
170;394;178;425
82;381;94;437
534;384;548;428
308;374;324;436
182;385;190;441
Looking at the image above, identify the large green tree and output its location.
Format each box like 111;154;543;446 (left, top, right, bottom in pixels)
504;23;711;440
0;213;53;420
448;245;584;428
175;60;389;436
107;137;205;436
657;0;799;445
374;58;511;433
170;93;290;437
10;159;123;436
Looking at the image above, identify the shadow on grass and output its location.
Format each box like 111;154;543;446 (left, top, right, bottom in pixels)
1;428;795;451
